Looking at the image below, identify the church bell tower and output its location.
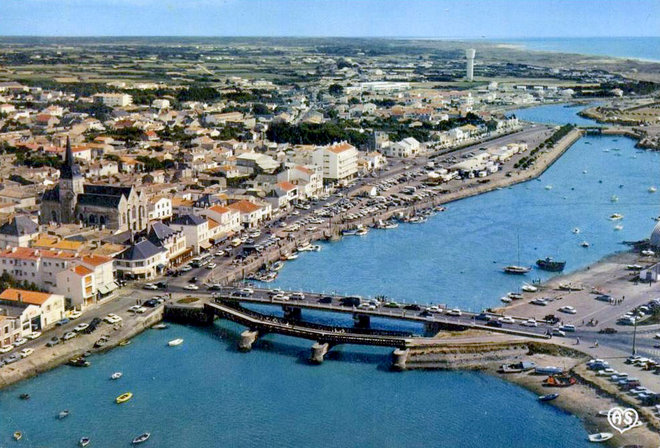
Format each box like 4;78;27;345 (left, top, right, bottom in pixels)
59;136;83;223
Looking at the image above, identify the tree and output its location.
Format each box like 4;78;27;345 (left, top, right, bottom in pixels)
328;84;344;96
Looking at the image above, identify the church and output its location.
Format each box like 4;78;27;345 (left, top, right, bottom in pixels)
41;138;149;232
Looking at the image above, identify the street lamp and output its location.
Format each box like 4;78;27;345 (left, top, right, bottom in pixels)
632;317;637;356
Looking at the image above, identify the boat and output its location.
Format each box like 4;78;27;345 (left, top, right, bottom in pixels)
13;432;22;441
521;283;538;293
503;265;532;275
68;356;90;367
613;224;623;231
536;257;566;272
558;283;583;291
355;226;369;236
111;372;123;380
609;213;624;221
115;392;133;404
19;393;30;400
168;338;183;347
572;227;580;234
534;366;563;375
132;433;151;444
58;410;70;419
152;323;168;330
271;261;284;271
500;296;512;303
544;374;577;387
545;185;553;190
538;393;559;402
587;432;613;443
311;245;321;252
297;243;314;252
285;253;299;260
649;186;657;193
507;292;524;300
642;249;656;256
610;195;618;202
79;437;91;447
580;241;590;248
118;340;131;346
341;229;358;236
499;361;536;373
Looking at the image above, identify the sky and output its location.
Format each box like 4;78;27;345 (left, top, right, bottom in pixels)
1;0;659;38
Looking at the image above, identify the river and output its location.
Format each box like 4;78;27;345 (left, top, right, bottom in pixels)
1;103;657;447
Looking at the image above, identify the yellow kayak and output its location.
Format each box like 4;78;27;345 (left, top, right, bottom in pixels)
115;392;133;404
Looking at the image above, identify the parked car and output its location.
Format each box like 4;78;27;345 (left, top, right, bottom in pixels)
46;337;60;347
104;314;122;324
13;338;27;347
74;323;89;332
0;345;14;354
3;354;20;364
142;283;158;290
68;311;83;320
62;332;77;341
55;318;70;326
26;331;41;340
19;348;34;358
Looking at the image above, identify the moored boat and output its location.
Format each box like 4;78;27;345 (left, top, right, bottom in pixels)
649;186;657;193
580;241;590;248
115;392;133;404
68;356;90;367
58;410;70;419
536;257;566;272
19;393;30;400
538;393;559;402
521;283;538;293
534;366;563;375
500;296;512;303
503;265;532;275
13;431;22;441
572;227;580;234
132;432;151;444
544;374;577;387
152;323;168;330
587;432;613;443
111;372;123;380
168;338;183;347
79;437;91;447
609;213;624;221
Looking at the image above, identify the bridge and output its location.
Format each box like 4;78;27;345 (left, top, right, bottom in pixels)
203;301;413;365
207;287;553;339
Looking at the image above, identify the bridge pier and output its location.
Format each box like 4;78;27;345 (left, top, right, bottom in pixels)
391;348;410;371
239;329;260;352
353;313;371;328
282;305;302;321
310;342;330;364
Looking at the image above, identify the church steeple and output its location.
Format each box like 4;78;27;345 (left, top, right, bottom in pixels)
60;136;81;180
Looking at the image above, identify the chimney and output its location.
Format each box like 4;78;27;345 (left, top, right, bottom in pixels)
17;292;22;303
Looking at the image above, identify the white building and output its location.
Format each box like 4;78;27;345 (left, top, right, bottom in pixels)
0;288;65;332
312;141;358;183
382;137;421;158
148;196;173;221
93;93;133;107
169;214;211;254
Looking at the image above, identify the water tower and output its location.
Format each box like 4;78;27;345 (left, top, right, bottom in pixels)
465;48;476;82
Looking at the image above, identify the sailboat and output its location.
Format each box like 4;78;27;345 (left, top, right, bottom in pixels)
504;234;531;275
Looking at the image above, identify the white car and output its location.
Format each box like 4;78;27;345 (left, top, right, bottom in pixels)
19;348;34;358
142;283;158;290
74;323;89;332
0;345;14;354
184;284;199;291
69;311;83;320
62;331;77;341
13;338;28;347
498;316;515;324
26;331;41;340
180;265;193;272
446;309;462;317
206;263;217;269
559;306;577;314
104;314;122;324
551;328;566;337
128;305;147;313
522;319;538;327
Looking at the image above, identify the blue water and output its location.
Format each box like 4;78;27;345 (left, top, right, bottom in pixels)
0;322;591;448
498;37;660;62
265;104;660;311
2;103;658;448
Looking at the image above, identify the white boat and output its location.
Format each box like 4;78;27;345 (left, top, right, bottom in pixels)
642;249;656;256
613;225;623;231
572;227;580;234
649;186;657;193
111;372;123;380
587;432;613;443
79;437;91;447
168;338;184;347
521;283;538;293
132;433;151;444
152;323;168;330
580;241;590;248
58;410;70;419
311;245;321;252
545;185;553;190
610;195;618;202
500;296;512;303
286;253;299;260
609;213;624;221
582;170;588;174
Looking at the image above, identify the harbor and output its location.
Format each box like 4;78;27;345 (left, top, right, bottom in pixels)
0;103;659;447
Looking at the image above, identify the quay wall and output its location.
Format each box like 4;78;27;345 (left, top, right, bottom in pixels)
0;307;163;390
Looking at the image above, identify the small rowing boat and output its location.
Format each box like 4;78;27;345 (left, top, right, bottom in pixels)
168;338;183;347
58;410;70;419
538;393;559;402
116;392;133;404
132;432;151;444
13;431;22;441
79;437;91;447
587;432;613;443
111;372;122;380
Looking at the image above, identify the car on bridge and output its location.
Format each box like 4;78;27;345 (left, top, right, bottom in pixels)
319;296;333;304
498;316;515;324
486;320;503;328
446;309;462;317
403;304;421;311
475;313;492;321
